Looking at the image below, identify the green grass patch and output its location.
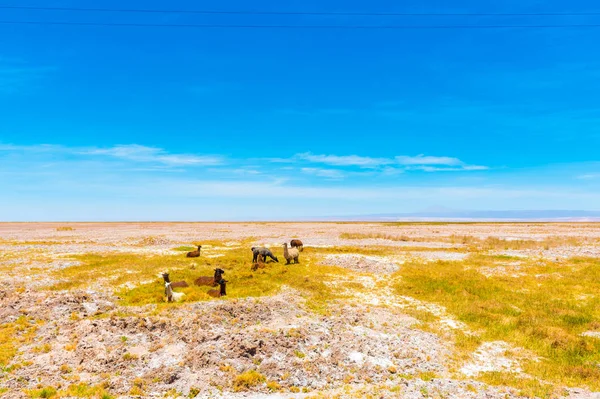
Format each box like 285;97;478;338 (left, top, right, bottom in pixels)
26;387;57;398
448;235;591;251
392;257;600;391
233;370;266;392
478;372;563;399
47;246;356;313
25;384;113;399
340;232;411;241
172;246;196;252
58;383;112;398
0;316;37;369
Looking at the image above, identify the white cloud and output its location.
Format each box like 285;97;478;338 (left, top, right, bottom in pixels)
301;167;346;180
380;167;405;176
411;165;489;172
395;154;463;166
577;173;600;180
1;143;223;167
295;152;393;168
291;152;487;172
0;143;62;152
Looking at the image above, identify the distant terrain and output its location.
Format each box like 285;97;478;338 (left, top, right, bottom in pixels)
319;209;600;222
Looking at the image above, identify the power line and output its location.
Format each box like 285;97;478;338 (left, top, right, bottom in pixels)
2;20;600;29
1;5;600;17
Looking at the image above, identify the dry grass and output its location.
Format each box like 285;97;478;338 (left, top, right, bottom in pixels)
45;245;356;314
233;370;266;392
392;255;600;393
449;235;591;250
340;232;411;241
5;223;600;397
0;316;38;370
25;383;114;398
478;372;564;398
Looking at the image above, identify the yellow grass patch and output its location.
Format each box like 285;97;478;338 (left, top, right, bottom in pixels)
393;255;600;392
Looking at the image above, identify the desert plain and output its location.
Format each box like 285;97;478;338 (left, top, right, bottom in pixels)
1;222;600;399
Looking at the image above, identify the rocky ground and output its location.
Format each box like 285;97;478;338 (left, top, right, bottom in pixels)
1;222;600;398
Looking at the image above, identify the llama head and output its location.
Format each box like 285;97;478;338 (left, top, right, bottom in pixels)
251;247;256;252
162;272;170;282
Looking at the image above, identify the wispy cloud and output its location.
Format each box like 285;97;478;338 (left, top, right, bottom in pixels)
0;59;56;94
301;167;346;180
577;173;600;180
0;143;224;167
409;165;489;172
395;155;463;166
122;178;600;202
80;144;222;166
295;152;393;168
0;144;62;152
275;108;353;117
380;167;405;176
290;152;487;172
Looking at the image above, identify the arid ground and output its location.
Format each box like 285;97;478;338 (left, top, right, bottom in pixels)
2;222;600;399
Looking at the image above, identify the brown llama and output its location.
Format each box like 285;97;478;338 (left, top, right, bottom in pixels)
207;279;227;298
290;239;304;252
251;253;266;271
186;245;202;258
194;268;225;287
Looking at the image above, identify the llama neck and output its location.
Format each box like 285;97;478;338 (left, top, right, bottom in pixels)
283;245;288;256
165;282;173;298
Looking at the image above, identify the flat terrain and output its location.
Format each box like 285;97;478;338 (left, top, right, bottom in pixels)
2;222;600;399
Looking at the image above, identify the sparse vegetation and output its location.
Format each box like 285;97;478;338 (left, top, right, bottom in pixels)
233;370;266;391
266;380;281;391
340;232;411;241
448;235;591;250
26;386;57;398
393;255;600;391
56;383;113;398
172;246;196;252
4;222;600;398
0;316;37;368
45;247;353;314
478;372;561;398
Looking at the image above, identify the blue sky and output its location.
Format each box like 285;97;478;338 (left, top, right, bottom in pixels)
2;0;600;220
